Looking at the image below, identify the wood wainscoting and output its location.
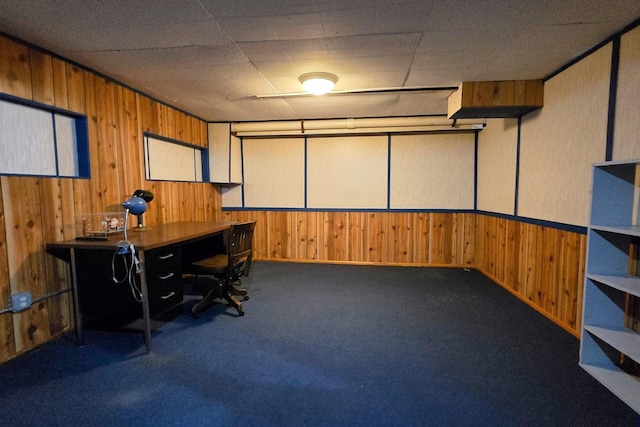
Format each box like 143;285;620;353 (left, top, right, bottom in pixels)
224;210;586;336
221;210;476;266
475;214;586;336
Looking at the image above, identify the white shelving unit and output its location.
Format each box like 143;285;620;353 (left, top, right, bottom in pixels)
580;159;640;414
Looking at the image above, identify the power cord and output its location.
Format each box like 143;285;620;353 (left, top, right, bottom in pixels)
111;210;143;302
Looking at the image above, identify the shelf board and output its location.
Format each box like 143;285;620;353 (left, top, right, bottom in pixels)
587;274;640;297
579;363;640;413
584;325;640;363
210;182;242;187
593;159;640;167
590;224;640;237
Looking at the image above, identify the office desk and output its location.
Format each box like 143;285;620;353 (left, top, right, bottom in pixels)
47;221;234;352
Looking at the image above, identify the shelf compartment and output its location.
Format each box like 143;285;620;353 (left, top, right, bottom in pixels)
586;229;637;277
584;325;640;363
579;363;640;414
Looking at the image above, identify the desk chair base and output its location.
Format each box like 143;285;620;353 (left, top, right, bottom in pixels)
230;281;249;300
190;277;245;317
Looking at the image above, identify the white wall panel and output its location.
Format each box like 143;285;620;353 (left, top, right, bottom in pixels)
390;133;475;209
230;135;243;183
208;123;230;182
307;136;388;209
519;43;611;226
221;185;243;207
477;119;518;214
614;25;640;160
243;138;305;208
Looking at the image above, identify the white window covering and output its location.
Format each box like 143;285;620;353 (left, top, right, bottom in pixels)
0;99;82;177
0;101;56;175
145;135;203;182
54;114;79;176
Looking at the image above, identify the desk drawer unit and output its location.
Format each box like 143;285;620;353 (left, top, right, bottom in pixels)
144;245;183;316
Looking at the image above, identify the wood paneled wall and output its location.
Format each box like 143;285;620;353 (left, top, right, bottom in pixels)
222;210;476;265
0;35;221;363
475;214;586;336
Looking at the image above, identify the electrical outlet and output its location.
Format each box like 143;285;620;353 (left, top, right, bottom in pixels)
10;291;32;312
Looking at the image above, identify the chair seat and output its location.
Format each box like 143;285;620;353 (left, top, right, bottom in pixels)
192;254;227;271
192;254;249;272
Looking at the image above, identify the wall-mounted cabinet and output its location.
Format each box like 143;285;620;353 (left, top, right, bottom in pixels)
208;122;242;185
580;159;640;414
447;80;543;119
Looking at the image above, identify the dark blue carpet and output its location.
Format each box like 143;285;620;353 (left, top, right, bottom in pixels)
0;262;637;426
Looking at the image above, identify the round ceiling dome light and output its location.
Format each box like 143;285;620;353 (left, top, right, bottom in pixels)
299;72;338;95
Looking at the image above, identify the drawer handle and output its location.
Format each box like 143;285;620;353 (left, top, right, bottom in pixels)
160;291;176;300
159;272;175;280
158;254;174;260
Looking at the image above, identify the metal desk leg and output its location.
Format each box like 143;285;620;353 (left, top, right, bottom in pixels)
137;249;152;353
69;248;84;346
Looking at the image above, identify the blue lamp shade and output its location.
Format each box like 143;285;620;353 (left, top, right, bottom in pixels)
122;196;147;215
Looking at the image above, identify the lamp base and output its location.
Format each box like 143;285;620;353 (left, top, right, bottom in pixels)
131;225;152;232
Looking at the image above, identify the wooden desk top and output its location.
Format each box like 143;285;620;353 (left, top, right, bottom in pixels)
46;221;234;252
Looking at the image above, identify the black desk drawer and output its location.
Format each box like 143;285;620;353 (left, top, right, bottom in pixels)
144;245;183;315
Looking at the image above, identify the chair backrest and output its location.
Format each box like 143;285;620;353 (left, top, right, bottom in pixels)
226;221;256;276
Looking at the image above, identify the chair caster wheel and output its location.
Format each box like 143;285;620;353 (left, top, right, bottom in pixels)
243;295;249;301
238;310;245;316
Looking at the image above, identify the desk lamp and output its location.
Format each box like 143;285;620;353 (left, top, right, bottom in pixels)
131;189;153;230
117;194;147;255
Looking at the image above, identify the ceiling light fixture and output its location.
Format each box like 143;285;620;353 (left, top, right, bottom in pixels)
299;72;338;96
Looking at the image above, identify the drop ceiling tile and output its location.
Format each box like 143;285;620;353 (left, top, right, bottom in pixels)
371;55;414;72
291;59;339;76
262;76;306;94
417;28;517;53
162;19;232;47
157;44;249;67
331;73;373;90
404;68;471;87
411;50;494;71
321;8;377;38
134;66;228;83
87;0;212;27
371;1;435;33
370;71;409;88
331;57;372;74
253;61;300;78
237;41;289;62
217;13;325;42
200;0;320;18
424;0;528;31
68;19;231;52
371;33;423;55
327;36;375;59
216;63;264;80
282;38;331;60
72;50;172;73
222;77;279;99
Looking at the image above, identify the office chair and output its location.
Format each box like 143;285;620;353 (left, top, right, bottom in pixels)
187;221;256;317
